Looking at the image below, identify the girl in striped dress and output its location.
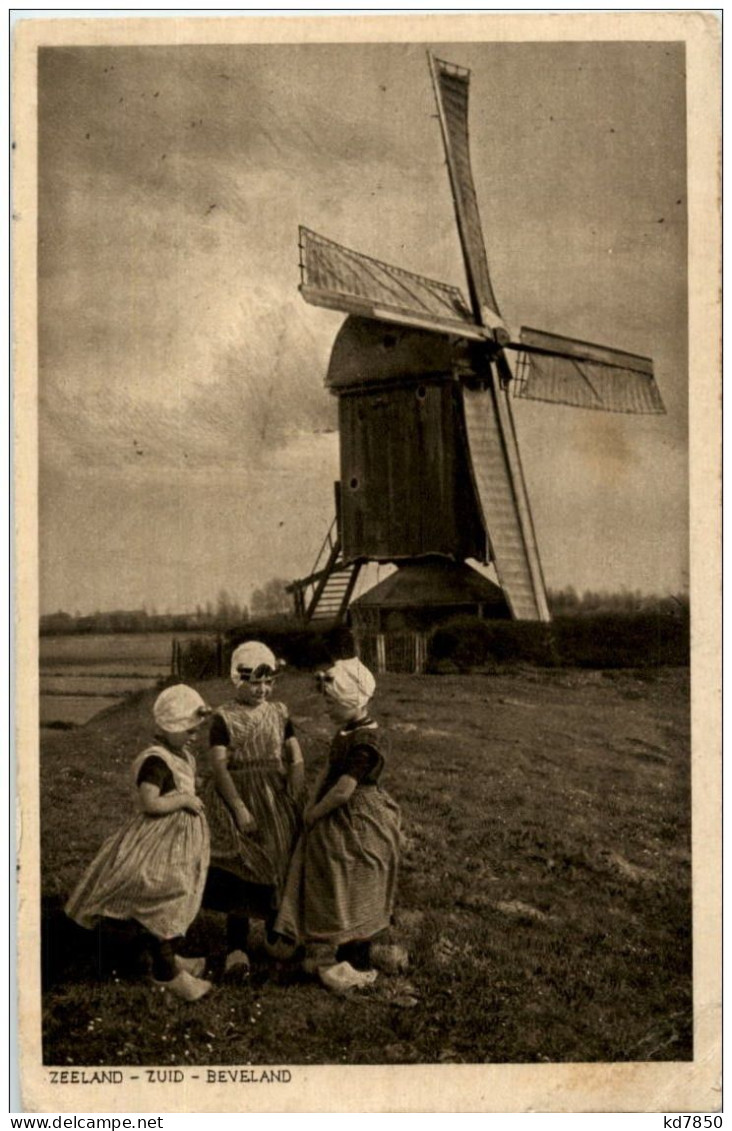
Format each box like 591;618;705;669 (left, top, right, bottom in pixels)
65;685;212;1001
201;641;304;971
275;658;402;985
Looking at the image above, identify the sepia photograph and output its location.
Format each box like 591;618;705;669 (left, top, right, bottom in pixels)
13;11;720;1114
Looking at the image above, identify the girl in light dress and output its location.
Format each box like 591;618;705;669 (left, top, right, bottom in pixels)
65;684;212;1001
275;657;402;990
202;641;304;971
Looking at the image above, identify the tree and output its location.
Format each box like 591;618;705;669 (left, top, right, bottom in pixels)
250;578;292;618
216;588;233;621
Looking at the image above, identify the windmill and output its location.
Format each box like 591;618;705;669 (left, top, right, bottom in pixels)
288;53;665;627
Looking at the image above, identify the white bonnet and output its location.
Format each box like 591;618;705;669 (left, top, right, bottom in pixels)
230;641;277;687
153;685;210;733
323;657;376;713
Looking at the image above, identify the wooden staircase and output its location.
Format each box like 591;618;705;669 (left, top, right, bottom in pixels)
288;518;361;625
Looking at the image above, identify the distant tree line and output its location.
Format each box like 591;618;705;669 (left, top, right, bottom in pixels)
547;587;689;618
40;579;294;636
40;581;688;636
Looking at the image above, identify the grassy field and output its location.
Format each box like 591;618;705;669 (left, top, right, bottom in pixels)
40;665;691;1066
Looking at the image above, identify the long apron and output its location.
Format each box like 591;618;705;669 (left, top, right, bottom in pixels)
65;745;210;940
276;785;401;946
202;701;301;897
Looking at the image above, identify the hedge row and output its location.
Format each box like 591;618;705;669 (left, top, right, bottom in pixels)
427;611;689;671
175;609;689;679
553;610;689;669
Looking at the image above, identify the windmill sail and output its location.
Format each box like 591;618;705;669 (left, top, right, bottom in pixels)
462;384;550;621
430;54;551;622
428;55;502;321
510;327;666;414
298;226;486;340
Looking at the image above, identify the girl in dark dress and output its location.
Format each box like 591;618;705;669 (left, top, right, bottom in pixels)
275;658;401;984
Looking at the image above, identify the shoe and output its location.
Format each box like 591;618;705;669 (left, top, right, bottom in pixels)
319;961;378;995
174;955;206;978
153;970;212;1001
301;944;337;975
224;948;251;975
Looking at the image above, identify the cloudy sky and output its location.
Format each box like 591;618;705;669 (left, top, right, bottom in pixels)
37;38;688;615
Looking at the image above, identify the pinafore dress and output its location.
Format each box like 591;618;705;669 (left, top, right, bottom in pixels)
202;700;301;897
275;720;401;946
65;744;210;941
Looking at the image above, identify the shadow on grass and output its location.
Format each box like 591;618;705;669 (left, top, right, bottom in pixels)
42;895;305;996
41;895;152;990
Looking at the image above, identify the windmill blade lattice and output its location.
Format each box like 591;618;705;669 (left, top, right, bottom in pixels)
461;386;549;620
510;327;666;414
513;327;665;416
298;226;484;339
429;55;502;324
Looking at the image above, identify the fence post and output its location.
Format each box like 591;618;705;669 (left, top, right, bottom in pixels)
415;632;426;674
216;634;224;677
376;633;386;674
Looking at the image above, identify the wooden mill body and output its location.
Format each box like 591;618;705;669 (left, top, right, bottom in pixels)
328;316;487;565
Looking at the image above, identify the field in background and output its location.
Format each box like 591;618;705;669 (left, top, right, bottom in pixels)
40;632;179;670
39;602;689;724
40;633;197;726
41;665;691;1066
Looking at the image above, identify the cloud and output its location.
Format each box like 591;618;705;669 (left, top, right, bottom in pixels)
40;289;338;474
39;431;340;614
